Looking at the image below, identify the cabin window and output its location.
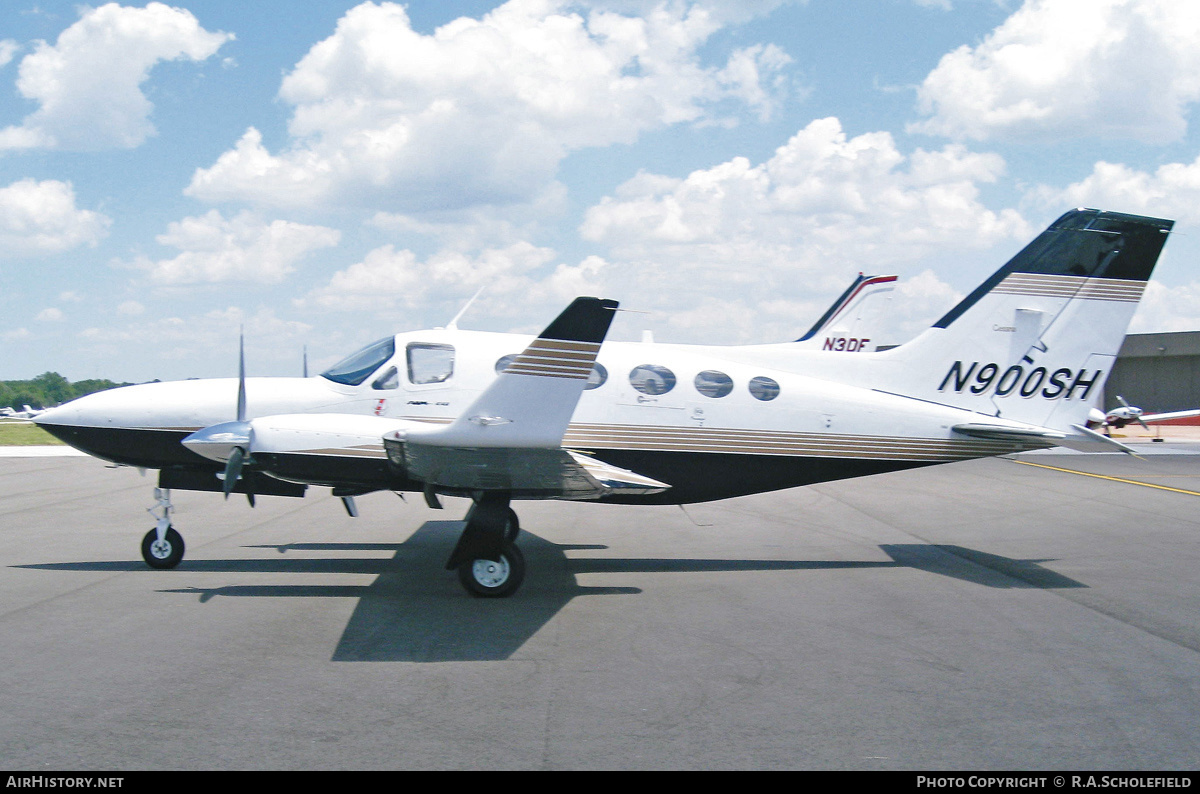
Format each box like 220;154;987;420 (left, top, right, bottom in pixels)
407;343;455;384
748;376;781;401
372;366;399;390
585;362;608;390
630;364;676;395
694;370;733;398
320;337;396;386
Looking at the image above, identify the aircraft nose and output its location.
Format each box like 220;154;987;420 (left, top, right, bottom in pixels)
33;391;111;429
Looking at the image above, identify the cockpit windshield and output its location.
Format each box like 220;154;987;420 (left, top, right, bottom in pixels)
320;337;396;386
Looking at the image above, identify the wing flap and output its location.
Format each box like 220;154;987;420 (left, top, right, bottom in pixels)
394;444;669;499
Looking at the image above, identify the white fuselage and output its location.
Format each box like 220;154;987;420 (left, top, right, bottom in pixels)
36;328;1040;504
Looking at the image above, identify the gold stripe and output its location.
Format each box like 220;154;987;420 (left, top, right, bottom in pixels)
505;366;589;379
527;339;601;352
993;274;1144;302
561;423;1033;460
293;447;388;458
510;356;594;372
520;347;598;362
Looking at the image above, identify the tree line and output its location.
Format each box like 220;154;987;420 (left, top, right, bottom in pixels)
1;372;130;412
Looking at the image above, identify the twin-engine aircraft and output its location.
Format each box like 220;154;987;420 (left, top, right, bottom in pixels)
1090;395;1200;431
36;208;1173;597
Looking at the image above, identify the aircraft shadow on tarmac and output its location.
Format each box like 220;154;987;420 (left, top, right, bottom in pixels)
16;522;1084;662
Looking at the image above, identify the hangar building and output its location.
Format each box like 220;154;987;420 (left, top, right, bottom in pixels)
1105;331;1200;416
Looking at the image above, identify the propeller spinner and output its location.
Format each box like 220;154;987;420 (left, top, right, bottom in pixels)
181;331;256;502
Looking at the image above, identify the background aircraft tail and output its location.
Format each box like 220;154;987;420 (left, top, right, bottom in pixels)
794;273;896;352
878;209;1173;431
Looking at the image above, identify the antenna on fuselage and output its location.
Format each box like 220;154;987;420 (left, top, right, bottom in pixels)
445;286;485;331
303;345;308;378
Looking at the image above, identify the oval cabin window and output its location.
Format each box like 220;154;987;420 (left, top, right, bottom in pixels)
748;376;780;401
694;370;733;398
585;362;608;390
630;364;676;395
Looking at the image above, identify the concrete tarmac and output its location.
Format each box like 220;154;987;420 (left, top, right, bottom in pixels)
2;446;1200;770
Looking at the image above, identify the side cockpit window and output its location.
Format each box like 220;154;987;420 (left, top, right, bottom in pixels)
320;337;396;386
408;343;455;384
372;366;399;390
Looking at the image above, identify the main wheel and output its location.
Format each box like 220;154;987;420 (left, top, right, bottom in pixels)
504;507;520;542
141;526;185;569
457;541;525;598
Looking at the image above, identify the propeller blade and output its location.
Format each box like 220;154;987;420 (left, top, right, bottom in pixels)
223;446;245;500
236;328;247;423
1137;416;1150;431
1118;395;1131;408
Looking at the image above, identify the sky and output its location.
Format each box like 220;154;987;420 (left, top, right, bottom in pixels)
4;0;1200;383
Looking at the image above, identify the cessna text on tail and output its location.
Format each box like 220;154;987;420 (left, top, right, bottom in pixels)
36;209;1173;597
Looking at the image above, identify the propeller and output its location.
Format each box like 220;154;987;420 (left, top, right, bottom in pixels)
181;329;256;504
1117;395;1150;430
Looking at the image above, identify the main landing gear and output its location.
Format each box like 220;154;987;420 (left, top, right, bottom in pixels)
136;486;529;598
141;487;185;569
447;494;525;598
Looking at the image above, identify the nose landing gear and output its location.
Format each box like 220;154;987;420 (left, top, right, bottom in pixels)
141;487;185;569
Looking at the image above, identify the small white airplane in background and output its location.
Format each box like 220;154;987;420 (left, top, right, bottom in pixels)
1;405;45;420
1089;395;1200;432
36;208;1175;598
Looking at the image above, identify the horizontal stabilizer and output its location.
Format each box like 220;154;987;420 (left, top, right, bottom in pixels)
951;423;1066;442
1063;423;1139;455
953;421;1138;454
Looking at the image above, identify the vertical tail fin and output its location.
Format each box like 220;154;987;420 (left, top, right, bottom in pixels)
881;209;1173;430
795;273;896;352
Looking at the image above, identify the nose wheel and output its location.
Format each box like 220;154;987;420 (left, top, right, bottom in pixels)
141;526;185;569
141;487;185;569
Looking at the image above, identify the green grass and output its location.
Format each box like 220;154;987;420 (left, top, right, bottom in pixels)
0;421;64;445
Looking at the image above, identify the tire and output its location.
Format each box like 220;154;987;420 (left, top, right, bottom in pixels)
504;507;520;542
457;541;525;598
141;526;185;569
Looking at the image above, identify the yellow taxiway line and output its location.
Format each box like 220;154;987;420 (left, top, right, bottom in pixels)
1012;459;1200;497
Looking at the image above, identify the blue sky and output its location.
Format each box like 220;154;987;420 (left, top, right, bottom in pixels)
4;0;1200;384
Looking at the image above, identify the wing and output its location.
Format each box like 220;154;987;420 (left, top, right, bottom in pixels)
385;296;671;499
1140;408;1200;424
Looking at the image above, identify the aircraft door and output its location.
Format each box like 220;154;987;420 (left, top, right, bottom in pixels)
401;342;456;420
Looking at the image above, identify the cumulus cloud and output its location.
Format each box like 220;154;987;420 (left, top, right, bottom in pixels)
1028;156;1200;223
911;0;1200;143
0;2;232;152
0;40;18;68
0;178;111;257
121;210;341;285
186;0;790;211
1130;281;1200;334
78;306;313;374
574;117;1027;343
299;240;591;314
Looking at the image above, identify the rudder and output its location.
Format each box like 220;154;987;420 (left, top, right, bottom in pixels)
879;209;1173;430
